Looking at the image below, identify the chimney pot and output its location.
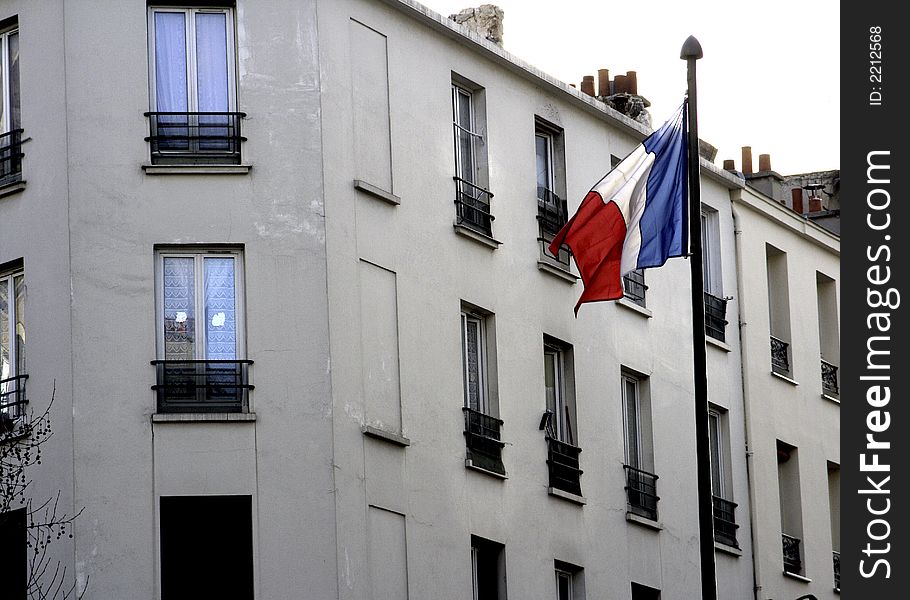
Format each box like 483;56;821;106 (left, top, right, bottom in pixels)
741;146;753;176
597;69;610;97
580;76;595;96
791;187;804;214
809;197;823;212
614;74;629;94
723;159;735;171
759;153;772;172
626;71;638;95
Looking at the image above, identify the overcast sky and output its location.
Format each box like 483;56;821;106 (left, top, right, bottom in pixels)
421;0;840;176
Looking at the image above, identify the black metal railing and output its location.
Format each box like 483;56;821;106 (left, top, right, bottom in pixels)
623;270;647;307
704;292;728;342
821;359;839;397
833;550;840;591
712;496;739;547
624;465;659;521
0;374;28;426
463;406;505;475
145;112;246;164
546;437;582;496
537;190;571;266
454;177;494;236
782;533;802;574
0;128;24;181
771;336;791;375
151;359;253;413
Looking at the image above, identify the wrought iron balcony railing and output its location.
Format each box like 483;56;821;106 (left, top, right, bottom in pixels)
454;177;494;236
145;112;246;165
463;406;505;475
833;550;840;591
0;374;28;426
623;270;647;307
536;188;567;237
704;292;728;342
782;533;802;574
546;436;583;496
821;359;839;397
151;359;253;414
624;465;659;521
770;336;791;376
712;495;739;548
0;128;24;181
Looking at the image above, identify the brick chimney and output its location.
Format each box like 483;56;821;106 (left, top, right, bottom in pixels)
580;75;595;96
741;146;753;176
723;159;735;171
597;69;610;97
759;153;772;172
791;188;804;215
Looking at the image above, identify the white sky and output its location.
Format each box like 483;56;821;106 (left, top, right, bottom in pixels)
421;0;840;175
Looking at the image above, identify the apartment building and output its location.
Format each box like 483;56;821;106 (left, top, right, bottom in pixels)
0;1;827;599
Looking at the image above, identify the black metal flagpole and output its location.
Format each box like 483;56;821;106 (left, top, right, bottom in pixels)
680;35;717;600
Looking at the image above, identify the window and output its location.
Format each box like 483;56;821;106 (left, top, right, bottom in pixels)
0;23;21;182
0;267;26;424
0;508;26;598
622;372;658;520
766;244;792;376
461;305;503;475
471;535;506;600
709;408;738;547
630;582;660;600
817;271;839;397
147;7;243;164
153;248;251;413
554;561;584;600
535;118;568;266
777;440;804;575
828;462;840;591
160;495;253;600
543;339;581;496
622;269;647;307
453;76;492;236
701;209;727;342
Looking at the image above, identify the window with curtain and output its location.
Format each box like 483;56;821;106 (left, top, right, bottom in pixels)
0;269;25;420
0;24;21;181
461;311;487;414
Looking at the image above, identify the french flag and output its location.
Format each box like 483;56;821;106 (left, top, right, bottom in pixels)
550;101;689;313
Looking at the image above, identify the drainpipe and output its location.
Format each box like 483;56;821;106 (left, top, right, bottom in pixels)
732;198;764;600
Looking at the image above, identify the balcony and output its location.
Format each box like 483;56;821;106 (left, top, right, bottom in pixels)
623;270;647;307
0;374;28;431
704;292;728;342
0;128;24;182
782;533;802;575
454;177;494;237
821;359;839;397
546;437;583;496
151;360;253;414
537;189;571;266
145;112;246;165
712;496;739;548
463;406;505;475
770;336;791;376
833;550;840;591
624;465;659;521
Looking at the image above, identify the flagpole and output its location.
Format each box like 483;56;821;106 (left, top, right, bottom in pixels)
680;36;717;600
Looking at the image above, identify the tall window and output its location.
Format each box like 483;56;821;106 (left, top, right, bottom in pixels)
535;118;568;266
452;77;492;235
777;440;804;575
471;536;506;600
0;268;26;421
147;7;241;163
622;372;657;520
462;311;488;415
154;248;249;413
554;561;584;600
828;462;841;591
0;24;21;181
543;339;581;496
701;209;727;342
767;244;792;375
817;271;839;398
709;407;738;547
461;305;503;475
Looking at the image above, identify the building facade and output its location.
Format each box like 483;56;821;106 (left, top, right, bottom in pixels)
0;1;834;599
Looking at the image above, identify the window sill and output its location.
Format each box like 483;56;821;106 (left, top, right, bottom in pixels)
782;571;812;584
770;371;799;386
142;164;252;175
0;179;26;199
537;260;577;284
625;512;662;531
714;541;742;556
706;336;732;352
453;223;502;249
361;425;410;447
548;487;586;505
353;179;400;205
465;459;507;479
822;392;840;404
616;297;652;318
152;412;256;423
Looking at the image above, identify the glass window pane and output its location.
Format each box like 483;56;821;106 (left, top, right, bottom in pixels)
709;413;723;496
9;31;20;131
624;379;640;468
204;257;237;360
163;257;195;360
195;12;230;150
557;572;572;600
536;134;550;197
14;274;24;376
463;317;482;412
544;351;557;416
0;279;9;381
154;12;189;113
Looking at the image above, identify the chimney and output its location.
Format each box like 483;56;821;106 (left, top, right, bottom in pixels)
759;153;772;172
723;159;735;171
741;146;753;176
791;188;804;215
613;74;629;94
809;197;823;213
626;71;638;95
448;5;505;46
580;75;595;96
597;69;610;97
